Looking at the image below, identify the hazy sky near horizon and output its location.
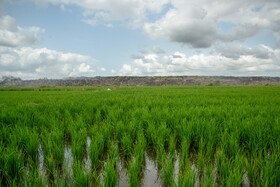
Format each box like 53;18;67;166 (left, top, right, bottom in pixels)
0;0;280;79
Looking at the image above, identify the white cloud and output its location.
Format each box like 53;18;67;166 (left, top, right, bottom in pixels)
0;46;98;79
218;24;260;42
120;45;280;76
0;15;43;47
144;8;217;48
218;43;274;60
143;0;280;48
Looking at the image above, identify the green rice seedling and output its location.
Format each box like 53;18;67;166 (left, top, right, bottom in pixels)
5;145;24;184
121;133;132;157
169;133;176;159
134;130;146;159
179;138;190;172
41;134;51;158
45;154;56;178
88;125;99;139
52;141;64;166
116;121;125;142
0;142;5;184
157;122;170;147
108;142;119;165
205;135;215;161
23;167;47;187
228;133;239;159
128;130;146;186
245;153;262;186
54;177;72;187
26;130;39;167
72;161;92;187
198;138;206;175
216;149;229;184
127;121;138;142
90;133;104;169
204;163;215;187
103;143;119;187
0;124;10;144
103;160;118;187
71;128;87;163
216;149;245;186
101;125;112;148
42;128;64;166
161;156;175;187
262;151;280;186
146;122;157;146
225;154;245;187
178;161;196;187
128;157;141;187
156;139;165;168
15;126;30;152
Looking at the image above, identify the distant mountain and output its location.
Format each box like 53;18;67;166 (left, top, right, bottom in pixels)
1;76;280;87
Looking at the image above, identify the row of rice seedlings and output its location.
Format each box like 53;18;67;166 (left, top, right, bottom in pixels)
178;138;196;186
102;142;119;186
41;127;64;179
23;167;46;186
5;143;24;185
128;130;146;186
71;127;87;163
0;141;4;184
262;143;280;186
90;132;105;170
72;161;92;187
215;149;244;186
161;133;177;187
121;133;133;157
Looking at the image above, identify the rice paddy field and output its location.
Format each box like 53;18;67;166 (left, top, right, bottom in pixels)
0;86;280;186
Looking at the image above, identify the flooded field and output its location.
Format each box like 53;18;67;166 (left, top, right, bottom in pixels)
0;86;280;186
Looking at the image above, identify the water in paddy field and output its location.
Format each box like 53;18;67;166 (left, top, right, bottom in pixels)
142;152;162;186
36;139;251;186
38;143;46;176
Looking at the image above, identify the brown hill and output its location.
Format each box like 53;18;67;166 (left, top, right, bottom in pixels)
1;76;280;87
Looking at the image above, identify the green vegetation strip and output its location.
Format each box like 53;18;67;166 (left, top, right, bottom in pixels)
0;86;279;186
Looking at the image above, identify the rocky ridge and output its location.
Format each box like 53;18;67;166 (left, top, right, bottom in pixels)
0;76;280;87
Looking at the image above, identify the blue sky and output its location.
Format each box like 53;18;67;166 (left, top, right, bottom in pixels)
0;0;280;79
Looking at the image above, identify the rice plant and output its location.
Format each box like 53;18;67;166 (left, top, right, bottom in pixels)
71;127;86;163
121;133;133;157
5;144;24;184
72;161;92;187
90;133;104;169
103;143;119;187
161;157;175;187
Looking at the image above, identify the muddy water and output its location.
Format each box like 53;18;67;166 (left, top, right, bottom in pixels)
142;152;162;187
37;140;251;186
38;143;46;176
117;160;129;187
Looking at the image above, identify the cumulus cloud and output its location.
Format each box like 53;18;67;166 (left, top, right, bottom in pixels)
144;9;217;48
0;15;43;47
143;0;280;48
0;46;100;79
218;24;260;42
218;44;274;60
119;46;280;76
